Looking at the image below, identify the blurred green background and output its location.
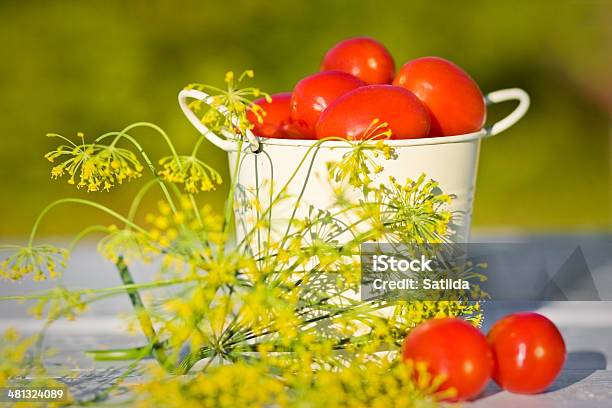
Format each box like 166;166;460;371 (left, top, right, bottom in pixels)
0;0;610;237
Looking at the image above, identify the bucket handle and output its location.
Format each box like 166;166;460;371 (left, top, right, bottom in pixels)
178;88;260;152
484;88;530;138
179;87;529;149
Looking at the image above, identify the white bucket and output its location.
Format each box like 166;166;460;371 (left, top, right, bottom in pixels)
178;88;529;245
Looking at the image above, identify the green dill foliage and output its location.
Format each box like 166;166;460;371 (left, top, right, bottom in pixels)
45;132;144;192
328;118;397;191
158;155;223;193
0;328;38;385
186;70;269;138
0;71;483;407
379;175;453;244
0;244;68;281
97;225;158;265
0;328;70;406
28;286;88;321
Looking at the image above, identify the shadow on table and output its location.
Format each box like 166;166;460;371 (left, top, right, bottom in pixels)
478;350;606;399
479;381;503;399
545;351;607;392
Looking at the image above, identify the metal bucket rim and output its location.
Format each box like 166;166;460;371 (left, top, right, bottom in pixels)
246;129;486;149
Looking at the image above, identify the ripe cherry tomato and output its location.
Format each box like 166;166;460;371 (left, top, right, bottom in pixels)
290;71;365;138
321;37;395;84
402;317;493;401
247;92;305;139
393;57;486;137
316;85;430;140
488;312;566;394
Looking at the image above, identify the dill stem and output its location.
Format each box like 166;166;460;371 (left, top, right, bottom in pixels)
222;137;245;239
97;123;203;226
96;131;180;216
115;257;173;372
127;179;159;223
0;278;190;302
27;198;148;247
235;136;350;251
67;225;110;252
190;135;206;157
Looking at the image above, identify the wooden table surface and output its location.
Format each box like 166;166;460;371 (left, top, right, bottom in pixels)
1;234;611;406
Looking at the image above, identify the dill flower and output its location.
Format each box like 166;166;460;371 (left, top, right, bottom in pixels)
134;355;448;408
294;207;343;245
0;329;36;386
186;70;270;138
287;358;450;407
28;287;88;321
45;132;143;192
380;175;453;244
328;119;397;190
135;362;285;408
140;198;226;276
394;301;484;332
158;155;222;193
0;245;68;281
97;225;159;264
1;328;71;404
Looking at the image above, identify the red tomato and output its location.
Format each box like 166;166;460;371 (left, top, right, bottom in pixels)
321;37;395;84
488;312;566;394
402;318;493;401
315;85;430;140
393;57;486;137
290;71;365;138
247;93;305;139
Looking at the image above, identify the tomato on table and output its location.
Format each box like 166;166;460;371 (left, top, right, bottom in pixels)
487;312;566;394
402;317;493;401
